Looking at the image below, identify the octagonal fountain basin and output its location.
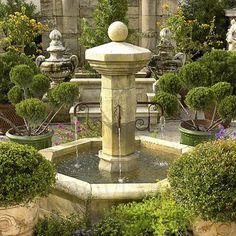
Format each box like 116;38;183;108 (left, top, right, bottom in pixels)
39;136;191;223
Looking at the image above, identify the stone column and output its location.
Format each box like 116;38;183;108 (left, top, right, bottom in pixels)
86;22;151;172
141;0;157;51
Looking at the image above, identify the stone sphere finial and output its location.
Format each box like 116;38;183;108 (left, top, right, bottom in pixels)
108;21;128;42
49;29;62;41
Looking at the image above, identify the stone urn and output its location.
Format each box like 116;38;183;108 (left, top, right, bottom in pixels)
36;29;78;87
0;203;39;236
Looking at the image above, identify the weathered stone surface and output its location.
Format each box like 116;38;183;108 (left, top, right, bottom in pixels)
128;0;139;7
192;219;236;236
62;0;78;16
108;21;128;42
85;24;151;172
40;0;178;58
0;203;39;236
128;7;139;16
40;0;53;16
128;18;139;30
56;16;78;34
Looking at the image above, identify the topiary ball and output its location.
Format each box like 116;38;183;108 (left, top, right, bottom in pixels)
48;82;79;107
29;74;51;99
0;142;56;207
10;64;34;89
178;62;210;89
185;87;215;111
7;85;23;104
168;139;236;222
211;82;233;102
15;98;47;127
218;95;236;122
197;49;235;84
159;73;182;95
153;92;178;117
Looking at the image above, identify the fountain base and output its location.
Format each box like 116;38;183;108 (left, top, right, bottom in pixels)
98;150;139;172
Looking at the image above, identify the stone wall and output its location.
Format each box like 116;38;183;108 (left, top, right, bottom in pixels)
1;0;41;11
40;0;178;65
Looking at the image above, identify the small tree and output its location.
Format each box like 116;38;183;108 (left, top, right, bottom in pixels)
164;8;223;60
80;0;129;48
0;9;47;54
0;64;79;136
179;0;236;48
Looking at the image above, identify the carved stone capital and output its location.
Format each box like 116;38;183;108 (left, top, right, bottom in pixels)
141;31;158;38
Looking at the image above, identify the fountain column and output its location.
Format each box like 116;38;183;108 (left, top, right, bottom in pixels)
86;22;151;172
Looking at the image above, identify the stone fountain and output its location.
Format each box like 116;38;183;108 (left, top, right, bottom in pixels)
85;21;151;173
36;29;78;86
39;22;190;223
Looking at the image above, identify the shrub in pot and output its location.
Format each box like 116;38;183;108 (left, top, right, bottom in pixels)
0;51;39;134
197;49;236;88
154;65;236;145
2;64;79;149
168;139;236;236
0;142;56;236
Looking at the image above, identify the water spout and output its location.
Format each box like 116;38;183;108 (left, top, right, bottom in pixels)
74;116;81;168
159;115;166;136
117;127;123;183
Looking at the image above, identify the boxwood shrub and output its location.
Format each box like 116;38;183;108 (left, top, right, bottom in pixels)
0;142;56;207
168;139;236;222
153;92;179;117
33;214;87;236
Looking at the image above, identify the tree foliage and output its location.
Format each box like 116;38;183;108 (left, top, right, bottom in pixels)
0;0;38;20
178;0;236;48
80;0;129;48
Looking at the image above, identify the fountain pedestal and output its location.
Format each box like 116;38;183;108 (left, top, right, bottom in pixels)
86;21;151;173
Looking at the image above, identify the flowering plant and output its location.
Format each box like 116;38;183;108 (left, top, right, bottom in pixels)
54;119;101;145
0;7;47;55
214;124;236;140
163;8;223;61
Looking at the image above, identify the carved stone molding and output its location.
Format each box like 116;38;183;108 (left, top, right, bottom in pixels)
140;31;158;38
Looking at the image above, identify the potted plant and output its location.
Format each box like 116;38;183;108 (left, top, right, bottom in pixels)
2;64;79;150
168;139;236;236
0;51;39;134
154;52;236;146
0;141;56;236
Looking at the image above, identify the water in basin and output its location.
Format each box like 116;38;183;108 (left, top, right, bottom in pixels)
57;147;177;184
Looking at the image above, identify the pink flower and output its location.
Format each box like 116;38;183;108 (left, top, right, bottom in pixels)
54;141;60;146
56;123;64;129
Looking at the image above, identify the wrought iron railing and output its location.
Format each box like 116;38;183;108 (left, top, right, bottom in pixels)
73;101;164;132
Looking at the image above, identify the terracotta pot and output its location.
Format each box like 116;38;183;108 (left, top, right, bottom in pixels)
0;202;39;236
0;104;24;134
192;218;236;236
